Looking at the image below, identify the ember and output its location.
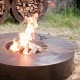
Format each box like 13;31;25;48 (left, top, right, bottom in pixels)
9;13;43;54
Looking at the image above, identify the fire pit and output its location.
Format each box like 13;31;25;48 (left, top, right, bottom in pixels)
0;32;78;80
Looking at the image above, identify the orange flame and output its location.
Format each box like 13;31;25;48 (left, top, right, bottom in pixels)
10;13;39;54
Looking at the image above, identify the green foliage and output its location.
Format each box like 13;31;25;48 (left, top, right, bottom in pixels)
39;5;80;29
38;6;80;40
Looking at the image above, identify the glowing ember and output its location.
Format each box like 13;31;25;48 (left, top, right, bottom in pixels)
9;13;43;54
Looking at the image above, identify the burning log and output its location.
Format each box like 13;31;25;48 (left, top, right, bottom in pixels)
23;41;43;54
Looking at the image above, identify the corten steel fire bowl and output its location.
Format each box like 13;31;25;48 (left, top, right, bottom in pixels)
0;32;78;80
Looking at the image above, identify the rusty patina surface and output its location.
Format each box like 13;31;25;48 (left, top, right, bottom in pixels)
0;32;78;80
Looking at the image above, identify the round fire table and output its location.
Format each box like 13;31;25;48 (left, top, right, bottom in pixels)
0;32;78;80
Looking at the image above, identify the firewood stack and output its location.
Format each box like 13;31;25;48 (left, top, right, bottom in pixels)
16;0;43;17
0;0;5;16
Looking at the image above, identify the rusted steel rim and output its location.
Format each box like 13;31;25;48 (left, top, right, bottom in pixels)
0;0;10;24
11;0;48;22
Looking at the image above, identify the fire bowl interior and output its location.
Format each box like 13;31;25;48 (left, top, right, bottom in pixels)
0;32;78;80
5;40;47;54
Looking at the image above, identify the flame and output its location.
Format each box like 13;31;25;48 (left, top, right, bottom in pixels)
10;13;40;54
